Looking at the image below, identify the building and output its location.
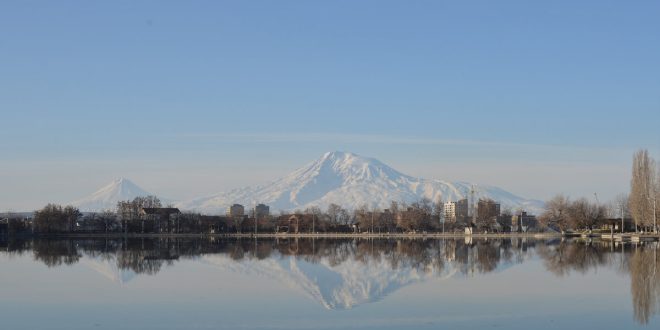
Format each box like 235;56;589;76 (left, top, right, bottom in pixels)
601;217;635;233
512;212;538;232
139;208;181;221
477;199;500;221
254;204;270;218
226;204;245;217
139;208;181;231
443;199;469;224
443;201;456;223
455;199;469;223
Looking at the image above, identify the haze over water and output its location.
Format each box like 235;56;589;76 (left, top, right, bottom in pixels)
1;237;658;329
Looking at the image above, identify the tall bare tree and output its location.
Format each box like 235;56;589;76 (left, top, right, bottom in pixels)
630;150;656;231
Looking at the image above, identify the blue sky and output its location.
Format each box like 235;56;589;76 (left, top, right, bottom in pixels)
1;1;659;210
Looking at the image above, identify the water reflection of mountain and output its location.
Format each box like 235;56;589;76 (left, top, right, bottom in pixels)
1;237;659;323
82;256;137;284
203;251;457;309
201;239;533;309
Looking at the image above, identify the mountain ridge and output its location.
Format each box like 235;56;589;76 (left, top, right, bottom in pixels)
69;152;543;213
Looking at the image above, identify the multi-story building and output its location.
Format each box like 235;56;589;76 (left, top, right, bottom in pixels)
226;204;245;217
443;201;456;223
477;199;500;221
254;203;270;218
455;199;469;223
512;212;537;232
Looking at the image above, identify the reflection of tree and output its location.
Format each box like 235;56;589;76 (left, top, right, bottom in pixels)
33;239;81;267
116;249;164;275
474;240;500;273
534;239;660;325
536;240;616;276
19;237;519;279
629;244;660;324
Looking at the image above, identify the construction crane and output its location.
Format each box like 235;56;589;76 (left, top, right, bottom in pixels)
470;185;478;225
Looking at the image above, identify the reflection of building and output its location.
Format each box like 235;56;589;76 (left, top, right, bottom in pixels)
0;218;8;234
255;204;270;218
226;204;245;217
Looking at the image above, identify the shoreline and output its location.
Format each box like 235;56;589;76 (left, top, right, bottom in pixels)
5;232;660;240
4;232;562;239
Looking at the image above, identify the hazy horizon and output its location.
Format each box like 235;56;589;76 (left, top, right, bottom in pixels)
0;148;651;212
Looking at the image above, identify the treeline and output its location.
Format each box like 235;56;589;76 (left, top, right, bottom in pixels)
3;197;532;236
539;149;659;233
3;198;483;235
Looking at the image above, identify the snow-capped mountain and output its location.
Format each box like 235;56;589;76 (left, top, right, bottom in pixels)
177;151;544;214
71;178;154;212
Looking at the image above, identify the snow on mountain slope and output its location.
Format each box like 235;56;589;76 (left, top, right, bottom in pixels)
177;151;544;214
71;178;154;212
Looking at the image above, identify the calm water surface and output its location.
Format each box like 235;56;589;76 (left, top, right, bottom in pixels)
1;237;659;329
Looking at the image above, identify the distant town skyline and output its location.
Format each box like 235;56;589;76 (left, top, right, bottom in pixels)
1;1;659;210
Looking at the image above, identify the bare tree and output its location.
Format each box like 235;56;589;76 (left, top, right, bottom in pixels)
568;197;606;231
338;208;352;226
327;203;342;227
539;194;571;232
98;209;118;233
304;206;322;233
354;204;371;232
630;149;656;231
33;204;81;233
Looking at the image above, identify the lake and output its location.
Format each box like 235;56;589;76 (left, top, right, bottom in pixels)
0;237;658;329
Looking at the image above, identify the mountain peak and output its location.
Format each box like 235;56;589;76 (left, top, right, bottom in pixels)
318;151;364;165
315;151;390;171
321;150;356;159
71;178;152;212
110;177;138;188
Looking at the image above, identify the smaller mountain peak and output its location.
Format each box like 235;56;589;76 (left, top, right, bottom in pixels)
112;177;137;186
